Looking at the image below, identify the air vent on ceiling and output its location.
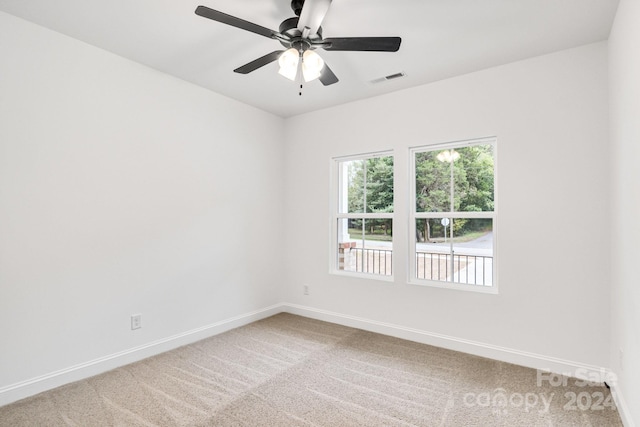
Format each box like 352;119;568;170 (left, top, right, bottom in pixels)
370;72;406;84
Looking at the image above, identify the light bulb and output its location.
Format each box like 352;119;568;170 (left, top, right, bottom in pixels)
437;150;460;163
278;48;299;81
302;50;324;82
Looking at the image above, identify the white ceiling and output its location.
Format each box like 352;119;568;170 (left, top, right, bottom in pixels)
0;0;619;118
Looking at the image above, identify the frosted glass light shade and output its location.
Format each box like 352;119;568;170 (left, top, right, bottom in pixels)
278;48;300;81
302;50;324;82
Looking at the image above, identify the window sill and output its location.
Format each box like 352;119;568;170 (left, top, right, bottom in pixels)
408;279;498;294
330;270;395;283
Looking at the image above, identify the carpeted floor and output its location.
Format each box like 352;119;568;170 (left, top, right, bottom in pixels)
0;313;623;426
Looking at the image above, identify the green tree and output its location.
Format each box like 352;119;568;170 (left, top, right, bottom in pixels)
366;156;393;235
347;160;364;213
457;145;494;212
347;156;394;237
415;145;494;241
366;156;394;213
415;151;450;213
414;150;468;241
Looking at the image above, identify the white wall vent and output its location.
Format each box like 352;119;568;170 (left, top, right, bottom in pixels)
369;72;406;84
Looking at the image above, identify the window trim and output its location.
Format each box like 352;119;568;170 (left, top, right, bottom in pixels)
408;137;498;294
330;150;395;281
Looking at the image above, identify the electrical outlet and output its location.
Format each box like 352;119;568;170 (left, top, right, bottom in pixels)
303;284;310;295
131;314;142;330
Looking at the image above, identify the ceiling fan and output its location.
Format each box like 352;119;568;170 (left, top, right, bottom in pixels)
195;0;402;86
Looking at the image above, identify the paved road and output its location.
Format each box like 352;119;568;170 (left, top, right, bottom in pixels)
418;232;492;256
454;231;493;249
349;231;493;256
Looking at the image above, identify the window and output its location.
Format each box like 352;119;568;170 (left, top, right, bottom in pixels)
332;152;394;278
410;138;496;291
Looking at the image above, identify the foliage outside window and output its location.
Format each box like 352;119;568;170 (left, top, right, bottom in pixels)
334;153;393;277
411;138;496;290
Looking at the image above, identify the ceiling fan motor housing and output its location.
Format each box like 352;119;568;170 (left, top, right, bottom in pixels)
278;16;323;49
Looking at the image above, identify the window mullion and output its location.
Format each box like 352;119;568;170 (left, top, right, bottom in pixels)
449;152;455;282
363;159;367;214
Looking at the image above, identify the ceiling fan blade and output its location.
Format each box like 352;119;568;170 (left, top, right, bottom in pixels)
195;5;279;40
234;51;284;74
319;62;339;86
297;0;332;36
322;37;402;52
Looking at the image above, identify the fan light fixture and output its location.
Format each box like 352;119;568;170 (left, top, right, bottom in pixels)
437;150;460;163
278;48;325;83
278;48;299;80
302;50;325;82
195;2;402;88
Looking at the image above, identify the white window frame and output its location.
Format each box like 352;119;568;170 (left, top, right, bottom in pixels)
330;150;394;281
409;137;498;294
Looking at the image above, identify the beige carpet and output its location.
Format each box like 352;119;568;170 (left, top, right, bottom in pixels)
0;313;623;426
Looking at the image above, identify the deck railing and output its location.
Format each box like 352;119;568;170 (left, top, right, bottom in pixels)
351;247;393;276
416;251;492;285
339;246;492;285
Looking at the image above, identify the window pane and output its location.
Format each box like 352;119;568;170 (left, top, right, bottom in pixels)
415;218;453;281
415;218;493;285
337;218;392;276
451;218;493;286
365;156;394;213
415;217;450;244
338;159;364;214
365;218;393;243
415;151;451;213
454;145;494;212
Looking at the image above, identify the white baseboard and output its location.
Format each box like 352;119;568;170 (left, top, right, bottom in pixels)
0;304;283;407
284;303;635;426
610;382;636;427
282;303;612;384
2;301;633;426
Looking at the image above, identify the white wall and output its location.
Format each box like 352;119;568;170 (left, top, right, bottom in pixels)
0;10;284;399
609;0;640;424
284;43;610;369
